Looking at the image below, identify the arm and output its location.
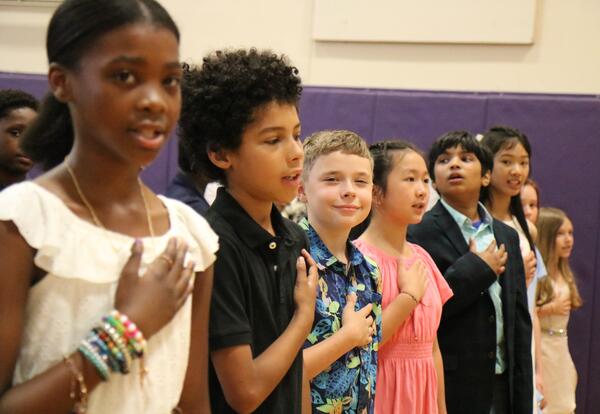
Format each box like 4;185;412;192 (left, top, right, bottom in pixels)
211;250;317;414
532;311;544;393
0;220;105;414
433;337;447;414
381;259;428;345
176;265;214;414
0;221;194;414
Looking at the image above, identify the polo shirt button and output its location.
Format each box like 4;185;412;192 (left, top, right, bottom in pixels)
268;241;277;250
488;351;495;359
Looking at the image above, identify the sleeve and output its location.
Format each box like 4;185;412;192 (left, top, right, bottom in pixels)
208;235;253;351
162;197;218;272
508;232;534;414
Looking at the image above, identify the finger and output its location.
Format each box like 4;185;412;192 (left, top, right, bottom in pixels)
500;252;508;265
295;255;307;282
468;238;477;252
301;249;317;269
486;240;497;252
365;316;374;326
175;261;195;298
345;293;357;309
359;303;373;316
122;239;144;280
167;240;188;283
153;237;177;274
498;266;506;274
497;243;506;254
175;275;194;310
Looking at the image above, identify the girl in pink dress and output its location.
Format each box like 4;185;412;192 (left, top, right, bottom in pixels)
354;140;453;414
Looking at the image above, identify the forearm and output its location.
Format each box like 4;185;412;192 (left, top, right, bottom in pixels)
301;362;311;414
433;339;447;414
213;311;312;413
537;302;556;317
533;312;543;380
0;351;104;414
303;329;354;379
381;294;417;345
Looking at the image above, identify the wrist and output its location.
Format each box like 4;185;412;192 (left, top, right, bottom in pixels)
400;291;419;306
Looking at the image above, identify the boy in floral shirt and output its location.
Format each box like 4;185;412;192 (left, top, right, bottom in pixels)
298;130;382;413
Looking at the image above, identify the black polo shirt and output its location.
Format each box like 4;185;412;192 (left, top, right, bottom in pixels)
206;187;307;414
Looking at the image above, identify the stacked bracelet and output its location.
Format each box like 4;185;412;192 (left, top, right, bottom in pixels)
78;310;147;381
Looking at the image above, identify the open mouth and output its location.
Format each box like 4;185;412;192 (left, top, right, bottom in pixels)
448;172;464;183
282;172;301;185
128;126;166;150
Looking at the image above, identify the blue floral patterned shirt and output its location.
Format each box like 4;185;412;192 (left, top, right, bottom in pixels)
300;219;382;414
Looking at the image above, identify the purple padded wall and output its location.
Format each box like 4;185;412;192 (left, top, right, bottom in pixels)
3;71;599;412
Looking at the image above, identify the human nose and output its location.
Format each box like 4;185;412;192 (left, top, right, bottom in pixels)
416;181;428;198
340;179;356;198
288;137;303;164
137;83;167;114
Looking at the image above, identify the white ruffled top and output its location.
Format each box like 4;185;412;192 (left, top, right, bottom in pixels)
0;182;219;414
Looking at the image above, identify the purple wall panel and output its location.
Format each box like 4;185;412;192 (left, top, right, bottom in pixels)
3;71;600;412
371;90;488;149
299;87;377;140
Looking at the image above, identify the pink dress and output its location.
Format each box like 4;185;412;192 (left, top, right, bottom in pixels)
354;240;453;414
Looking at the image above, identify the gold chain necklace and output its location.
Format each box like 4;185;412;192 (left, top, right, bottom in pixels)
65;163;156;251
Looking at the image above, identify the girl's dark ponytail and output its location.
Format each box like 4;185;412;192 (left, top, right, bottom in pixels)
21;92;73;171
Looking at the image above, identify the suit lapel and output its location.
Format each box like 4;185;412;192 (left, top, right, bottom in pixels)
431;201;469;256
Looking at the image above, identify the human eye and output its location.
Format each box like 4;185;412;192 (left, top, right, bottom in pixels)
462;154;475;162
323;176;338;182
423;177;431;184
265;137;281;145
404;176;416;182
8;127;23;138
163;74;181;88
436;157;449;164
112;69;136;85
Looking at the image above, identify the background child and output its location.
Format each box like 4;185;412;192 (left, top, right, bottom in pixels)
164;140;211;215
178;49;318;414
408;131;533;414
355;140;452;414
480;126;546;411
521;178;541;226
536;207;581;414
0;88;37;191
0;1;218;413
298;130;381;414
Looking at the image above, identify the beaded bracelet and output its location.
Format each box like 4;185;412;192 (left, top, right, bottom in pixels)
102;322;132;373
79;340;110;381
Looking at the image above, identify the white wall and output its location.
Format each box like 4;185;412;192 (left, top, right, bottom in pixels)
1;0;599;94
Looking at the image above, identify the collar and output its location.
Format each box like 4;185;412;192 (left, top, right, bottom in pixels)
299;217;364;272
211;187;293;251
440;198;493;230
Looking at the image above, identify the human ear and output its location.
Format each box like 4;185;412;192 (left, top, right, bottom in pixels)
207;148;232;170
372;185;384;207
481;170;491;188
297;181;308;203
48;63;71;103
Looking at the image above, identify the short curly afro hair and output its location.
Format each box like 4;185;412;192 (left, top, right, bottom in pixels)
0;89;38;119
178;48;302;184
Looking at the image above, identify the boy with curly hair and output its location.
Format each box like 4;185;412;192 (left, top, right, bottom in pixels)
178;49;318;414
0;89;38;191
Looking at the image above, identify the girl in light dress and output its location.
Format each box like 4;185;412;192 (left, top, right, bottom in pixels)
0;1;218;413
536;207;581;414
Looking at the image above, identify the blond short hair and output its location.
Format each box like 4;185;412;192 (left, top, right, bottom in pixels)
302;130;373;179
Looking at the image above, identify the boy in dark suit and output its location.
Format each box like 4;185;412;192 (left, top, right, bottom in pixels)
408;131;532;414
